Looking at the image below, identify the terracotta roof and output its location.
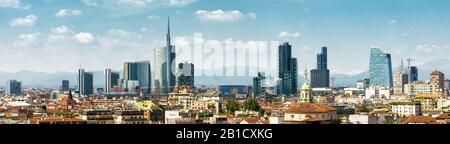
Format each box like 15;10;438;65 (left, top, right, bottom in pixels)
285;103;336;113
402;116;433;124
242;118;259;124
436;113;450;119
259;119;270;124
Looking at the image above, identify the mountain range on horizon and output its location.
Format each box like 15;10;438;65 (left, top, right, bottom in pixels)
1;61;447;89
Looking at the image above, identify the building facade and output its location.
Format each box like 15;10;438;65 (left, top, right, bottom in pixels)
177;62;194;88
123;61;152;94
6;80;22;96
430;70;445;93
311;47;330;88
78;69;93;96
155;18;176;94
369;47;393;88
278;42;298;95
61;80;70;92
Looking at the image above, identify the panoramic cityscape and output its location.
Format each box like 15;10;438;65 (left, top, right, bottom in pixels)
1;0;450;125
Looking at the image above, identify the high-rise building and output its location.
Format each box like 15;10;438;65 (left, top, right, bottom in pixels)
78;69;93;96
430;70;445;93
369;47;393;88
311;47;330;88
61;80;70;92
393;60;408;94
155;17;176;94
177;62;194;88
278;42;298;95
5;80;22;96
105;69;112;94
252;72;266;97
124;61;152;94
104;69;120;94
409;66;418;82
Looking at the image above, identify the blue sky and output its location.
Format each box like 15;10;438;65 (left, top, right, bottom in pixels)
0;0;449;76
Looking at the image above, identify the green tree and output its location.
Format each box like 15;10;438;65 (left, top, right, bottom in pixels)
226;99;241;114
244;99;261;112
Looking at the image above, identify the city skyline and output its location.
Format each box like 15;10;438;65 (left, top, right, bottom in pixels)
0;0;450;75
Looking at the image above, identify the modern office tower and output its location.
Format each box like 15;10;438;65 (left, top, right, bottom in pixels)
430;70;445;93
104;69;120;94
311;47;330;88
177;62;194;88
252;72;266;97
369;47;393;88
124;61;152;94
5;80;22;96
61;80;70;92
155;17;176;94
105;69;112;94
409;66;418;82
78;69;94;96
278;42;298;95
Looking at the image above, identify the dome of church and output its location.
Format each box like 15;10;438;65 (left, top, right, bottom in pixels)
301;83;312;90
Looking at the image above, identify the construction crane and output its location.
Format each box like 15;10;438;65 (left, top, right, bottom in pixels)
331;77;336;97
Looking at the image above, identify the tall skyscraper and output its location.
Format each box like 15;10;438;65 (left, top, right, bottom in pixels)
61;80;70;92
253;72;266;97
278;42;298;95
311;47;330;88
155;17;176;94
124;61;152;94
409;66;418;82
369;47;393;88
78;69;94;96
177;62;194;88
104;69;120;94
105;69;112;94
6;80;22;96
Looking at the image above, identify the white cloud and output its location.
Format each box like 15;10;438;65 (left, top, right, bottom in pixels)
415;44;447;54
98;29;143;48
51;25;72;34
48;25;74;43
81;0;197;7
55;9;83;17
196;9;257;22
277;31;300;38
0;0;30;9
13;33;41;47
168;0;197;6
10;15;38;27
74;32;96;44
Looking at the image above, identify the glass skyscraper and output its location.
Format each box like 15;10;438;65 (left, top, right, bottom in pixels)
278;42;298;95
177;62;194;88
61;80;70;92
409;66;418;82
124;61;152;94
311;47;330;88
154;17;176;94
78;69;93;96
6;80;22;96
369;47;393;88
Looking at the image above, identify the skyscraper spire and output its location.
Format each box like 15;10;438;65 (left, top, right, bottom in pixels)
167;16;171;47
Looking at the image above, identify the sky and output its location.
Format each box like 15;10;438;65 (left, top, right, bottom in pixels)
0;0;450;76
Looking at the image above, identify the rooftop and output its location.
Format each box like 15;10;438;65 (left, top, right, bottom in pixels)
285;103;336;113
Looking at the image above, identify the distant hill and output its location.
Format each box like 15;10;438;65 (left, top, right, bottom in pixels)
1;59;448;89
